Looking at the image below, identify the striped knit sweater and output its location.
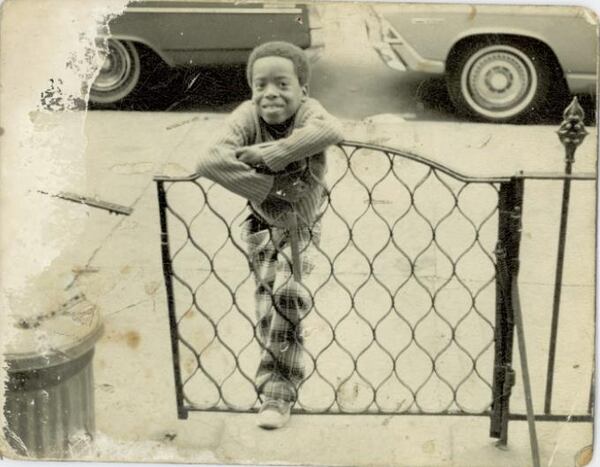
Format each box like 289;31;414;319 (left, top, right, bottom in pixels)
196;98;344;227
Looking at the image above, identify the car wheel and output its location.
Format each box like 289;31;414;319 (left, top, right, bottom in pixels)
447;39;552;123
90;39;141;106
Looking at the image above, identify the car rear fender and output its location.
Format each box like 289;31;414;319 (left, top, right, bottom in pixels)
447;28;569;77
450;26;551;52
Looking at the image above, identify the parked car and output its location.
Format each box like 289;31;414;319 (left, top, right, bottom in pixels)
367;4;598;123
91;1;323;106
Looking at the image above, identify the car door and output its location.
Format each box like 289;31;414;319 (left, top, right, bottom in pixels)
109;1;312;66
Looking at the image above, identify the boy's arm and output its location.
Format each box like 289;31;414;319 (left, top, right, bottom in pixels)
258;98;344;173
196;102;274;205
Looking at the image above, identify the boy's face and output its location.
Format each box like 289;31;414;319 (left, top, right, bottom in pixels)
251;56;307;125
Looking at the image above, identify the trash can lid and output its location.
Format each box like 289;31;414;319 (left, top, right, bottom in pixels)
4;294;104;371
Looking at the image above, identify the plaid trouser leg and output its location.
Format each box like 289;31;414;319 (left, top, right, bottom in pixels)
246;224;319;403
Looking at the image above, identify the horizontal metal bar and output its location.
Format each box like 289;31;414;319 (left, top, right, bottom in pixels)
508;414;593;422
154;141;596;184
184;407;493;416
183;407;592;422
514;171;596;181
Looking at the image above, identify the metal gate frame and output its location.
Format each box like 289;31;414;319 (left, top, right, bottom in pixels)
154;98;595;447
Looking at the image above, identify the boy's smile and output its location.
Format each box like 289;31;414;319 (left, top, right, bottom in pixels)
251;56;307;125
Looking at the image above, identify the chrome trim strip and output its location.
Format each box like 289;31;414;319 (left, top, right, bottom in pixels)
564;73;597;93
381;18;444;74
367;8;442;74
566;73;597;81
124;7;302;14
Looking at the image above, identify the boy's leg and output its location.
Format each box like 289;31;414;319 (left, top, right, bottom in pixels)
245;222;319;428
244;226;279;376
258;224;319;404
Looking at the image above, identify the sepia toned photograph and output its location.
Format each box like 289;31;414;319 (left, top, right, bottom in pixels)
0;1;598;466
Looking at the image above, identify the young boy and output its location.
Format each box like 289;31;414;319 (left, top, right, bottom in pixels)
196;41;343;429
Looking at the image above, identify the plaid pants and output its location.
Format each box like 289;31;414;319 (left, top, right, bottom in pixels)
243;216;320;403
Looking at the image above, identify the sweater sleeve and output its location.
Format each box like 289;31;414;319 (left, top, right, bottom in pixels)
195;101;274;205
259;98;345;173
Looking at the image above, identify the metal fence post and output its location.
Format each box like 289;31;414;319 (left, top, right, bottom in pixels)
156;179;188;420
490;178;523;445
492;177;541;466
544;97;588;415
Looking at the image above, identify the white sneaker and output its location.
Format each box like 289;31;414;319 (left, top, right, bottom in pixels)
257;399;292;430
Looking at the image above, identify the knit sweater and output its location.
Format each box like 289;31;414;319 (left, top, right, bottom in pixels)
196;98;344;226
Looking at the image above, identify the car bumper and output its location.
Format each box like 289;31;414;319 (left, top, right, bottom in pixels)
366;8;444;75
565;73;597;95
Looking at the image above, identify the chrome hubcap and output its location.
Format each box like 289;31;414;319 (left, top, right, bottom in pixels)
469;52;529;109
485;66;512;93
100;56;113;72
94;40;132;91
461;45;538;119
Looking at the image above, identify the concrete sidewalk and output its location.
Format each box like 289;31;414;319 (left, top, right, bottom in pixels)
16;110;596;466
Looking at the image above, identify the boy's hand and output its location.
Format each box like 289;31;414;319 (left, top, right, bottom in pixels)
235;145;268;166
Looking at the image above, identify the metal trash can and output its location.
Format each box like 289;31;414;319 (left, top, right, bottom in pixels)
3;294;103;459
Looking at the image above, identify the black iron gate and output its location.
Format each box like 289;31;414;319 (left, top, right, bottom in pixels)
154;99;594;445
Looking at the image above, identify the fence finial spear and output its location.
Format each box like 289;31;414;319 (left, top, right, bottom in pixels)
557;97;588;163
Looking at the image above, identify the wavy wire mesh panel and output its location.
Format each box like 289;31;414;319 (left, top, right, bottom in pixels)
161;143;501;414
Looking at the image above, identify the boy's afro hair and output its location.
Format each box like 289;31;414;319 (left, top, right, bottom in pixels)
246;41;310;86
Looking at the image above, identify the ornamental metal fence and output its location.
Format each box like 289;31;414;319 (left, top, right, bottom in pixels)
154;99;595;447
